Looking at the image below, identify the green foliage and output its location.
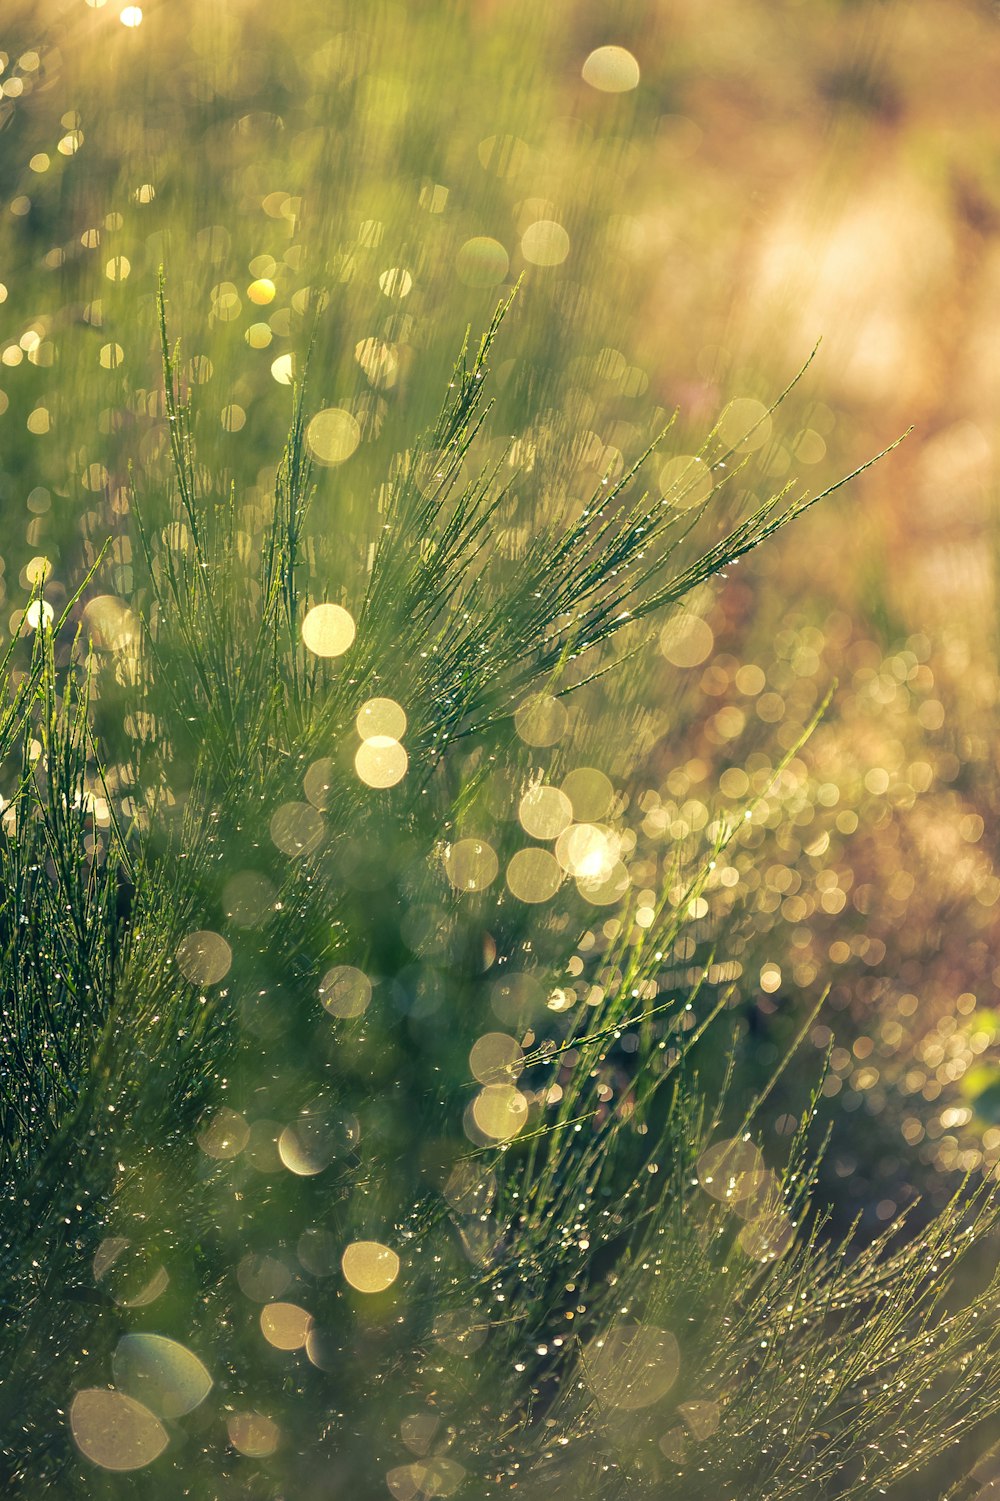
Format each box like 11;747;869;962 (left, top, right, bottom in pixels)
0;288;997;1501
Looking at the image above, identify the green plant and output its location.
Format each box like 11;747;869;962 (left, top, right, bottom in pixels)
0;286;996;1501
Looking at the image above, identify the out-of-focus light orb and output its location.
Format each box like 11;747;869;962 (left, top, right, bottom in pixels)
469;1032;523;1084
518;783;573;840
514;692;567;747
659;454;713;510
270;800;325;857
246;322;272;349
301;602;355;657
69;1389;167;1471
660;610;714;668
477;133;531;178
306;405;360;464
278;1119;333;1176
521;220;570;267
555;823;618;881
472;1082;529;1140
795;427;827;464
197;1107;249;1160
679;1400;720;1440
581;1324;680;1410
270;353;294;385
303;757;335;810
696;1137;766;1204
341;1240;400;1293
378;266;413;298
319;964;372;1019
112;1334;212;1419
456;237;510;288
560;767;614;823
105;256;131;281
119;5;143;26
400;1411;440;1455
227;1411;280;1457
83;594;136;651
237;1251;291;1301
260;1301;313;1351
223;870;275;926
99;342;124;369
356;736;408;788
298;1226;339;1276
760;962;782;994
582;45;640;93
506;847;562;904
247;277;276;305
739;1208;794;1261
354;337;398;389
93;1239;169;1309
734;663;765;697
356;696;406;740
389;1459;466;1495
176;930;232;985
25;600;54;632
718;397;772;453
444;838;499;892
220;403;246;432
576;860;630;907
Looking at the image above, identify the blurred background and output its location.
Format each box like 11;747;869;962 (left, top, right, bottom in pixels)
3;0;1000;1271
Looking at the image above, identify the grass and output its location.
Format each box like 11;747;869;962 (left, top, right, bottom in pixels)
0;283;995;1498
2;4;1000;1496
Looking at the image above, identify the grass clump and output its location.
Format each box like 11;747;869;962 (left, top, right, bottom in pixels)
0;286;996;1501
